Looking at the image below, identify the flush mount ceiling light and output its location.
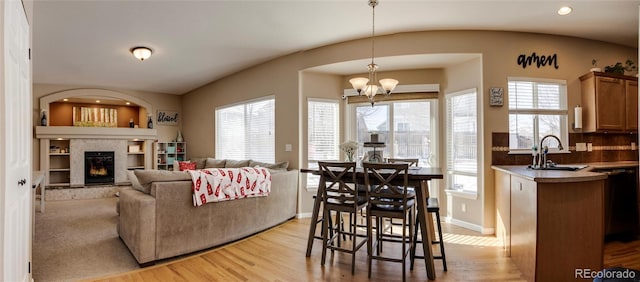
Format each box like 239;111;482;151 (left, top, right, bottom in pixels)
131;46;152;61
349;0;399;107
557;6;572;15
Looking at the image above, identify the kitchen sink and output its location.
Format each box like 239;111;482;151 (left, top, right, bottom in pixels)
527;165;588;171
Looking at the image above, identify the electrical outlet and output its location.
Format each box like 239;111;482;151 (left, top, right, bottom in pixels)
587;143;593;152
461;203;466;213
576;143;587;152
285;144;292;152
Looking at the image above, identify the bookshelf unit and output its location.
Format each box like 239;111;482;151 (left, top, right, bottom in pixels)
154;142;186;171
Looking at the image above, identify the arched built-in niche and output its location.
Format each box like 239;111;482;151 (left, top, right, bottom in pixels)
39;88;153;127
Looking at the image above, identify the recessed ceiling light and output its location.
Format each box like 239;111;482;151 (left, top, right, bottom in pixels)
126;102;131;105
63;98;68;102
558;6;572;15
96;100;101;103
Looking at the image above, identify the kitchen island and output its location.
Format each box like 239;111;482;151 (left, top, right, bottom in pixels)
493;164;611;282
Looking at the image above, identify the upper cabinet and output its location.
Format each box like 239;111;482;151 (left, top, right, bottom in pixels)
580;72;638;133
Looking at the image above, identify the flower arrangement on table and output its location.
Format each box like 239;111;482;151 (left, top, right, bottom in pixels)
339;141;359;162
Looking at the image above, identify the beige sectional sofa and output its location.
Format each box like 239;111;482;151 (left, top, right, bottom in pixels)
118;158;298;265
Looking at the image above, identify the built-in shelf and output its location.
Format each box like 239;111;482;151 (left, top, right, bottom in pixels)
49;168;70;172
50;153;70;156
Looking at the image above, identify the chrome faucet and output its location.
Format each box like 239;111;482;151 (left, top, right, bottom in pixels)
538;134;564;168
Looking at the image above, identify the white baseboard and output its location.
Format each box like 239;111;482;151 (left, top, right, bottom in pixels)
297;212;312;219
448;218;495;235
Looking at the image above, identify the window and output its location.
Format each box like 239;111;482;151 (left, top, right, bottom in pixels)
307;99;340;188
446;89;478;194
508;78;568;152
350;100;437;167
215;97;275;162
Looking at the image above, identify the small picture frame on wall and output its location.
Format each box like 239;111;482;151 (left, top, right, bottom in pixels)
489;87;504;107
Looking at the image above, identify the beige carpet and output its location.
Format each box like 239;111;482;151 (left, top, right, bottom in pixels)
33;197;139;281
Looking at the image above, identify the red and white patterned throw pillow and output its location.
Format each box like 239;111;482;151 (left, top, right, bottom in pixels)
177;161;197;171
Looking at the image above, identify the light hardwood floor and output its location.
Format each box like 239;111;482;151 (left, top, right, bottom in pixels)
89;218;639;282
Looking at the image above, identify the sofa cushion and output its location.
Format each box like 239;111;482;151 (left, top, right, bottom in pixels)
133;170;191;194
224;159;250;168
127;170;146;193
190;157;207;169
249;160;289;172
205;158;226;168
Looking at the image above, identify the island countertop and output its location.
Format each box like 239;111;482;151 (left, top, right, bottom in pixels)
491;161;638;183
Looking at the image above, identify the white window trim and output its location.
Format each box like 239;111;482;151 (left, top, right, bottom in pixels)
214;94;275;112
445;88;481;197
507;77;569;154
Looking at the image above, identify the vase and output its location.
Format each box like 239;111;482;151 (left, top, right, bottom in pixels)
147;116;153;129
346;153;354;162
176;130;184;142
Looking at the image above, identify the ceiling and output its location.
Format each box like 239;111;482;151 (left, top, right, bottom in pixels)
33;0;640;95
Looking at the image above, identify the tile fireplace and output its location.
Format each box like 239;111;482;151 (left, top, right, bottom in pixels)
84;151;115;186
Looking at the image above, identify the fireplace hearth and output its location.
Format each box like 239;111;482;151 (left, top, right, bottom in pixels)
85;151;115;185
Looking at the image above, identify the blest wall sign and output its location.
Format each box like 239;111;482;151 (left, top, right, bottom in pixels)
157;110;179;126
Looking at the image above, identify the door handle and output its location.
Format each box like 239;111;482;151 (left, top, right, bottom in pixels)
18;179;26;186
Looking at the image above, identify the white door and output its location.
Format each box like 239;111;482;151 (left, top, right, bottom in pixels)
3;0;32;281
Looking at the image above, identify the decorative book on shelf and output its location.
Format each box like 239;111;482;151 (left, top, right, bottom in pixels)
72;106;118;127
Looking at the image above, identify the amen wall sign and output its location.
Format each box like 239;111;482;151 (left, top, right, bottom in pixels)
156;110;179;126
517;52;559;70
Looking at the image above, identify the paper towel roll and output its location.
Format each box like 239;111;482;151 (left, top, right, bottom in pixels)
574;105;582;129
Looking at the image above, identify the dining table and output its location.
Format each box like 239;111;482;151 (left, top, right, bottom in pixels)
301;166;444;280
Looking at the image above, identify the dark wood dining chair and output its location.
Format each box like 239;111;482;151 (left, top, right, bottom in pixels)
387;158;419;167
319;161;368;275
385;158;419;233
363;162;415;282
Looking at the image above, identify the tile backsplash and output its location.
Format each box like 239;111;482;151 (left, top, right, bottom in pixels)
492;132;639;165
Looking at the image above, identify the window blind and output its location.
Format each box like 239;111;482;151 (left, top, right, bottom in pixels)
446;90;478;193
215;97;275;163
508;79;567;151
307;99;339;188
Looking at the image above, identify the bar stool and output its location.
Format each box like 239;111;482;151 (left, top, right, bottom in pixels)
306;179;344;257
319;161;368;275
386;158;419;234
411;196;447;271
364;162;415;282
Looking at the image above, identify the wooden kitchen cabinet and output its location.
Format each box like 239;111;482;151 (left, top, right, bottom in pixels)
493;166;605;281
510;175;537;282
580;72;638;133
494;170;511;256
626;80;638;131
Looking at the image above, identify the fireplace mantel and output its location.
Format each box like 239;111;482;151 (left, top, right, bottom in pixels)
37;126;156;187
35;126;157;140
